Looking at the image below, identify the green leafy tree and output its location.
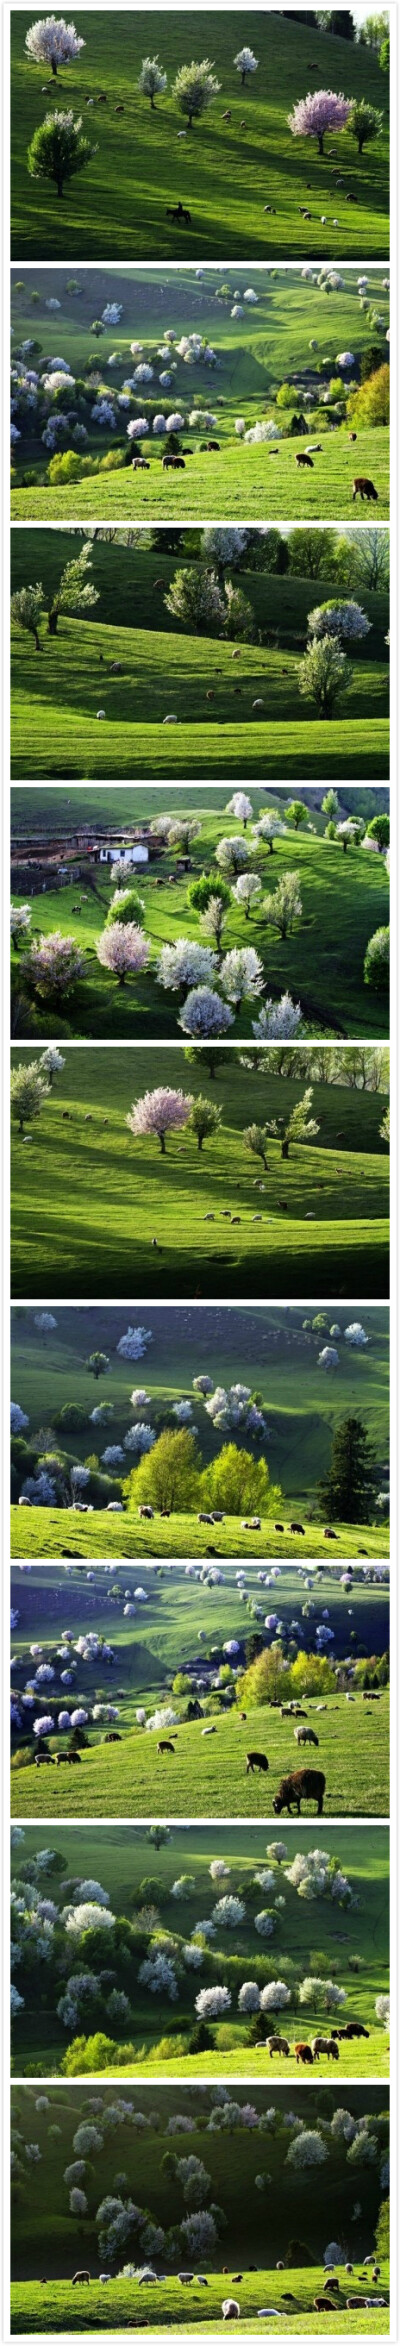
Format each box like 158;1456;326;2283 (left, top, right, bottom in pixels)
10;1059;49;1133
27;108;95;201
266;1087;319;1161
184;1045;226;1081
287;528;337;580
47;540;99;636
298;634;350;718
375;2199;390;2258
286;801;308;831
85;1351;110;1382
318;1415;378;1523
188;1096;221;1152
241;1642;290;1708
380;1105;389;1144
322;789;340;822
349;364;389;429
127;1426;200;1512
188;872;230;918
349;97;384;151
200;1443;281;1518
172;58;221;127
364;926;389;993
243;1122;270;1171
10;582;43;653
367;813;390;852
263;871;302;938
106;886;145;928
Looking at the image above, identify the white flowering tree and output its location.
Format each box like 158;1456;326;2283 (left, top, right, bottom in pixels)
25;15;85;75
287;2130;328;2168
234;46;258;83
179;988;234;1038
252;995;304;1041
117;1326;153;1360
156;939;217;993
195;1985;231;2018
308;599;371;643
127;1085;193;1154
138;55;167;107
172;58;221;128
220;946;264;1005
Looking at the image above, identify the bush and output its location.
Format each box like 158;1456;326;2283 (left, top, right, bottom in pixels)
364;926;389;992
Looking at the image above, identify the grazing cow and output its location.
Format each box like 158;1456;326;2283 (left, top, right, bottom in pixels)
295;452;313;468
341;2020;369;2040
35;1749;54;1765
294;1726;319;1747
157;1739;176;1755
294;2042;313;2065
246;1749;269;1775
273;1767;326;1817
72;2272;90;2286
267;2035;290;2057
56;1753;71;1765
352;476;379;503
166;203;192;225
312;2036;339;2062
162;454;185;469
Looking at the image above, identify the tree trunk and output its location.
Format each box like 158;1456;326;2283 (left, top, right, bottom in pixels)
150;93;155;107
197;1135;203;1150
56;179;64;197
48;609;58;635
281;1137;289;1158
34;629;41;651
159;1133;166;1152
318;132;324;154
51;57;57;74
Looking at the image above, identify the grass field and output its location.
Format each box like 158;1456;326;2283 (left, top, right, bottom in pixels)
10;1562;390;1819
10;1049;390;1301
10;533;390;783
11;1819;389;2081
10;788;390;1042
10;11;389;260
10;264;390;522
10;2269;390;2332
10;1302;390;1560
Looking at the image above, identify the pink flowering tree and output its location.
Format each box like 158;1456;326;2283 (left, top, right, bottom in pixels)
288;89;352;156
127;1085;193;1154
96;922;150;987
24;932;86;999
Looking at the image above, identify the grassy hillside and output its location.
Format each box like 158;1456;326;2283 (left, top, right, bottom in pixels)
10;1049;390;1300
10;792;390;1041
11;785;390;838
11;1818;389;2080
10;263;390;522
10;533;389;783
11;1509;390;1562
10;10;389;259
10;2273;390;2333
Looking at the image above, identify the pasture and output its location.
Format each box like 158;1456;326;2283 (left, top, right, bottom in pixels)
10;788;391;1042
10;263;389;522
10;531;390;783
10;9;389;260
10;1048;390;1301
10;1301;390;1561
10;2082;389;2334
10;2275;390;2333
10;1562;390;1819
11;1819;389;2081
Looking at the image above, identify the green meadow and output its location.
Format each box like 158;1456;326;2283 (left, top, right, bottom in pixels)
10;10;389;260
10;1048;390;1301
10;787;390;1042
10;2082;389;2334
10;532;390;783
10;264;389;522
10;1562;390;1818
10;1303;390;1561
11;1819;389;2081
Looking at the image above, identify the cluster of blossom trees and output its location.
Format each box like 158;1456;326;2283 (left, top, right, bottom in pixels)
22;22;260;207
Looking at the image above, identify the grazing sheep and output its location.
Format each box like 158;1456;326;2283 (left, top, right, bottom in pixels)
138;1504;154;1519
312;2036;339;2062
353;477;379;503
157;1739;176;1755
202;1724;216;1735
323;1527;338;1539
246;1749;268;1774
314;2300;337;2313
222;108;232;120
295;452;313;469
295;1726;319;1747
289;1521;305;1535
222;2302;240;2320
72;2272;90;2286
242;1515;261;1530
267;2035;290;2057
273;1768;326;1817
252;697;265;710
294;2042;313;2066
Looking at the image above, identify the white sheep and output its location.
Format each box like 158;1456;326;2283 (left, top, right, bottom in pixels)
96;708;106;719
163;713;178;723
222;2301;240;2320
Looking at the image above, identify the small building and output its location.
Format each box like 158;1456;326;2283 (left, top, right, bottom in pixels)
97;843;149;867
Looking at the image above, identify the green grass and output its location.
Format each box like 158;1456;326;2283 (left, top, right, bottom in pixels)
11;1508;390;1561
11;1819;389;2081
10;10;389;259
10;790;390;1041
9;261;390;520
10;534;390;783
11;1685;389;1820
10;1050;390;1301
11;785;389;839
10;2269;390;2332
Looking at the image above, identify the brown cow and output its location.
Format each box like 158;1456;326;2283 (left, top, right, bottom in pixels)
273;1768;326;1816
352;476;378;503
